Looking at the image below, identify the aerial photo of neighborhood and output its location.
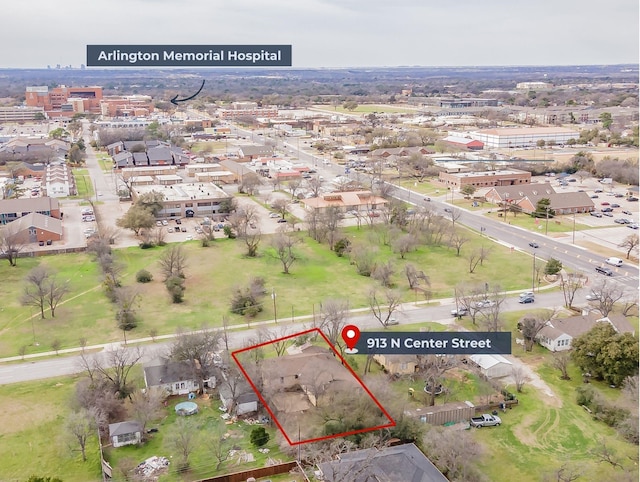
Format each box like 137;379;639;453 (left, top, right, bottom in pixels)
0;2;638;482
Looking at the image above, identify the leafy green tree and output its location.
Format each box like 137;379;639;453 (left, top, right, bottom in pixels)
545;258;562;275
135;190;165;216
571;323;639;386
165;275;185;303
533;198;554;218
599;112;613;130
116;206;156;235
460;185;476;197
49;127;69;139
250;426;270;447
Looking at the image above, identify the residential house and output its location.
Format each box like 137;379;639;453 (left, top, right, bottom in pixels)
259;348;356;414
469;354;513;378
369;146;434;158
143;357;203;396
42;162;76;198
237;145;275;161
537;313;635;352
373;354;418;376
108;421;143;448
318;443;448;482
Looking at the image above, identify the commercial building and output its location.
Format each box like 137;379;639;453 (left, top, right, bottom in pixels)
0;106;45;123
25;85;103;117
131;182;231;219
0;197;61;225
218;102;278;120
100;95;154;118
301;190;388;214
470;127;579;148
439;169;531;190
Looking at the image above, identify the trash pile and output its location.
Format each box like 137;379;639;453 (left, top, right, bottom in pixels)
135;456;170;479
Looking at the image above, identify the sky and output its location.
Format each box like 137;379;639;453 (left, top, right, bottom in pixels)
2;0;638;68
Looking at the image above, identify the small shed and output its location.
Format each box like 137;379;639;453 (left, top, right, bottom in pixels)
108;420;143;448
469;354;513;378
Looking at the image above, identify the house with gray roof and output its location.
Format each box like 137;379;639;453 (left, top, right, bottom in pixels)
108;420;143;448
318;443;448;482
537;312;635;352
143;357;201;396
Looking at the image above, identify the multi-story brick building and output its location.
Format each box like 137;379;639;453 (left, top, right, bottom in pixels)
439;169;531;190
25;85;103;117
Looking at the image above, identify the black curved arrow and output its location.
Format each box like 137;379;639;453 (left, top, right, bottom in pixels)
170;80;205;105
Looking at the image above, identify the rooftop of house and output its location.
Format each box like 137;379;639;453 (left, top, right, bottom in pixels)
109;420;143;437
319;443;448;482
143;357;194;387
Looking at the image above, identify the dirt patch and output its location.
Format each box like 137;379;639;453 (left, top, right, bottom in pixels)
0;396;59;435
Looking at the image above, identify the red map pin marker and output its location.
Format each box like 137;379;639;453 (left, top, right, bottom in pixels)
342;325;361;351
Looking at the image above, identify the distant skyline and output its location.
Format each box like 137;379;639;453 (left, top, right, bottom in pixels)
2;0;638;69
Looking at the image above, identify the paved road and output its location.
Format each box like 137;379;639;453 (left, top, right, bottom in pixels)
0;289;573;385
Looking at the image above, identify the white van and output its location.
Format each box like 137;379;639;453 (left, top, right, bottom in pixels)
605;257;623;267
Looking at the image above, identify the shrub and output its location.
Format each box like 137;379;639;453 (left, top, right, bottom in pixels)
334;238;351;257
545;258;562;275
165;276;185;303
250;427;269;447
136;269;153;283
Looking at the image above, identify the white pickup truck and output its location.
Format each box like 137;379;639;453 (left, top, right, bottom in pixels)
470;414;502;428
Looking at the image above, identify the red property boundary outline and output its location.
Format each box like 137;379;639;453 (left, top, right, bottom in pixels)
231;327;396;446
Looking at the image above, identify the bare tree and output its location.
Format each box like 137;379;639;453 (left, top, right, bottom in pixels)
259;325;291;357
590;436;624;470
422;426;486;482
454;284;485;325
170;327;222;393
368;287;403;328
448;232;469;256
205;425;230;470
544;462;583;482
271;230;299;274
589;279;625;317
446;207;462;227
371;260;395;288
392;233;417;259
115;286;141;331
64;408;97;462
94;345;144;398
622;375;639;402
316;298;350;350
552;352;572;380
271;198;290;219
417;354;458;406
404;263;430;291
561;272;584;308
130;387;167;435
319;206;344;250
619;234;639;259
518;310;552;352
21;266;50;318
511;366;529;392
0;221;26;267
478;286;507;332
158;244;187;281
349;242;378;276
307;176;324;197
166;417;198;471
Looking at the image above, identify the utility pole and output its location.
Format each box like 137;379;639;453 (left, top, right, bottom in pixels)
272;289;277;323
532;252;536;293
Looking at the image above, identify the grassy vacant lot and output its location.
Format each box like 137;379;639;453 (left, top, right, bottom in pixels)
72;168;95;198
484;210;599;234
0;222;536;358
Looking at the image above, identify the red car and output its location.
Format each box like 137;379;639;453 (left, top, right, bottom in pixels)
601;202;610;206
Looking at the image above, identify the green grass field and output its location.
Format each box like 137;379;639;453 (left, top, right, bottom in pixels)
72;168;95;198
0;223;538;358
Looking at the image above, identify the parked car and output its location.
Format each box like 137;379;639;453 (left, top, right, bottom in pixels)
605;257;623;267
470;414;502;428
444;207;452;213
161;220;168;226
519;294;535;304
614;218;630;224
451;307;469;317
614;193;625;198
628;223;639;229
622;210;632;215
601;202;610;206
528;242;539;248
601;207;613;212
180;227;187;232
269;213;281;218
611;203;621;208
156;221;163;226
590;195;599;199
475;299;496;309
175;219;182;224
423;197;431;202
603;212;613;217
590;212;602;218
594;189;603;193
595;266;613;276
628;197;639;202
277;218;288;223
